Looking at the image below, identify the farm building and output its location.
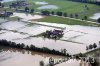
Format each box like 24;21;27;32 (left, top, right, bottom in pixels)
43;29;64;39
10;1;28;8
0;11;13;17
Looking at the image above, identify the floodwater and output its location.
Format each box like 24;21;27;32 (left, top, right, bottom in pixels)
0;19;7;23
11;13;43;21
36;22;100;45
1;0;15;3
90;13;100;20
34;1;48;5
37;5;59;9
0;46;65;66
0;19;100;54
56;59;80;66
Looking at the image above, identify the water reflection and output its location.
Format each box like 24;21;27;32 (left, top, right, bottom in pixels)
0;46;66;66
0;46;65;58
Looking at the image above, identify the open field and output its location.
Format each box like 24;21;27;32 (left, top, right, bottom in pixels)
1;0;100;19
37;16;100;27
28;0;100;18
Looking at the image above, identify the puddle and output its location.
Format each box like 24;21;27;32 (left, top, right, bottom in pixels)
37;5;59;9
0;21;28;30
11;13;43;21
1;0;15;3
34;1;48;5
90;13;100;20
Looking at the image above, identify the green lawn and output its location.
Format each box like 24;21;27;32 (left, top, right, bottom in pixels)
37;16;100;27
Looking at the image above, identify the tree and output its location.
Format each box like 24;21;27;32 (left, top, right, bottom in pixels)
41;10;50;16
89;44;93;49
0;2;1;6
26;45;29;49
25;7;29;12
30;44;35;50
70;14;73;18
30;9;34;13
20;43;25;48
63;13;68;17
97;18;100;23
84;16;87;20
40;61;44;66
56;11;63;16
51;11;55;15
86;46;88;50
99;41;100;48
93;43;97;48
75;13;79;18
61;49;67;55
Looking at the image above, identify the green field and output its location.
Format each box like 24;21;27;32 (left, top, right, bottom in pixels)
37;16;100;27
2;0;100;19
27;0;100;19
1;0;100;27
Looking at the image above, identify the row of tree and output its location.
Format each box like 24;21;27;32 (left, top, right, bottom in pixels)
86;42;100;51
15;7;34;13
0;39;69;56
41;10;89;20
68;0;100;5
41;10;100;23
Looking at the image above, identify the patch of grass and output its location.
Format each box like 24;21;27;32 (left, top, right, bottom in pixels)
7;16;20;21
37;16;100;27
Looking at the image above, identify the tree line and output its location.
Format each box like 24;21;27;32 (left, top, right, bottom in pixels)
68;0;100;5
86;41;100;51
41;10;90;20
0;39;70;56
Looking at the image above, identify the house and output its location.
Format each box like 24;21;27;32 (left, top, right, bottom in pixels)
0;11;13;17
44;29;64;39
10;1;28;8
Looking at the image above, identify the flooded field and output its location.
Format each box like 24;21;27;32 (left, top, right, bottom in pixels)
90;13;100;20
11;13;43;21
0;46;64;66
34;1;48;5
0;19;100;54
1;0;15;3
37;5;59;10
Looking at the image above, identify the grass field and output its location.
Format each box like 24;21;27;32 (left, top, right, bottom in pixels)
27;0;100;19
1;0;100;27
37;16;100;27
2;0;100;19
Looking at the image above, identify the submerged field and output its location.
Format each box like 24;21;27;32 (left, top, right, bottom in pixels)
0;0;100;66
0;18;100;54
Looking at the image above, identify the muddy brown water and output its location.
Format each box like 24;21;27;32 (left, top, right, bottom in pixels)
0;46;66;66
